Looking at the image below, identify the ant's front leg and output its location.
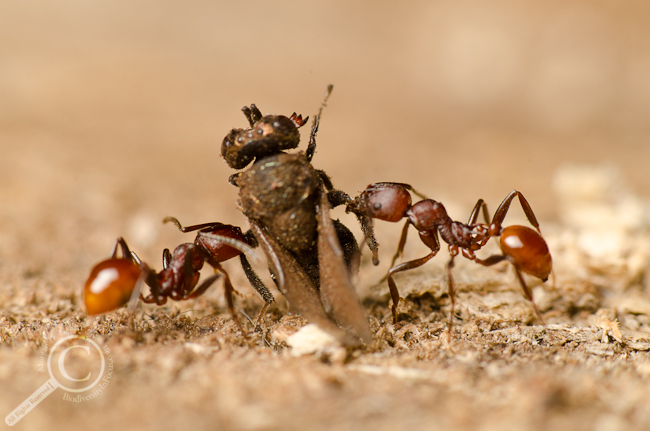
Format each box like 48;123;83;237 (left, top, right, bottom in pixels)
202;256;246;334
390;219;411;268
375;219;410;284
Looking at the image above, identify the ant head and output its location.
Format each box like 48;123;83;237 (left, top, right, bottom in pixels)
221;105;307;170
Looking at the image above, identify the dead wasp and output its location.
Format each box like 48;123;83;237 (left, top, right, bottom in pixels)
84;86;372;346
222;85;371;345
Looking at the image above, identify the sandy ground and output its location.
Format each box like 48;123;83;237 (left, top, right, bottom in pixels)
2;2;650;430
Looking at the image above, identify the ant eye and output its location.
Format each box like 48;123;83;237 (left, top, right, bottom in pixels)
373;203;382;210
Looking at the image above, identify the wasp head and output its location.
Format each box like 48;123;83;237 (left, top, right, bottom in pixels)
221;104;308;170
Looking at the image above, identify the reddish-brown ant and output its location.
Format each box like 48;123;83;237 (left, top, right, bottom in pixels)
340;182;552;340
84;218;274;331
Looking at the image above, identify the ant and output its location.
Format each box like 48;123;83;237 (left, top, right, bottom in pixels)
84;218;274;332
339;182;552;340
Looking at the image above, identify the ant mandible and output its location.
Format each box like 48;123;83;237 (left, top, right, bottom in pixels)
339;183;552;340
83;218;274;331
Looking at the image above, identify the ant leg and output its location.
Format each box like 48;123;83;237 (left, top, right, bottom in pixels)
473;254;508;267
306;84;333;162
175;246;203;300
491;190;541;234
387;253;437;323
446;253;457;343
141;278;167;305
187;273;220;299
386;229;439;323
219;267;247;336
390;219;411;268
376;219;411;284
129;251;168;305
409;186;428;200
513;267;546;324
111;237;135;261
126;276;144;330
474;255;546;324
162;249;172;269
550;269;557;290
163;217;231;234
125;261;153;330
467;199;490;225
375;219;411;285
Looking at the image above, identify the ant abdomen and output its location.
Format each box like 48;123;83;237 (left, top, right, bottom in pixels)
84;258;140;315
500;225;552;282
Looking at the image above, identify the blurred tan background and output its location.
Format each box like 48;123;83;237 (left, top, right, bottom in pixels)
2;2;650;430
2;0;649;271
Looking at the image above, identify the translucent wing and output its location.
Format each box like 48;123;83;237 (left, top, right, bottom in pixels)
250;220;362;346
316;191;373;344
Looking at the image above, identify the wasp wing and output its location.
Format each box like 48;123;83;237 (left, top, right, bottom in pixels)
316;191;373;344
250;221;361;346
